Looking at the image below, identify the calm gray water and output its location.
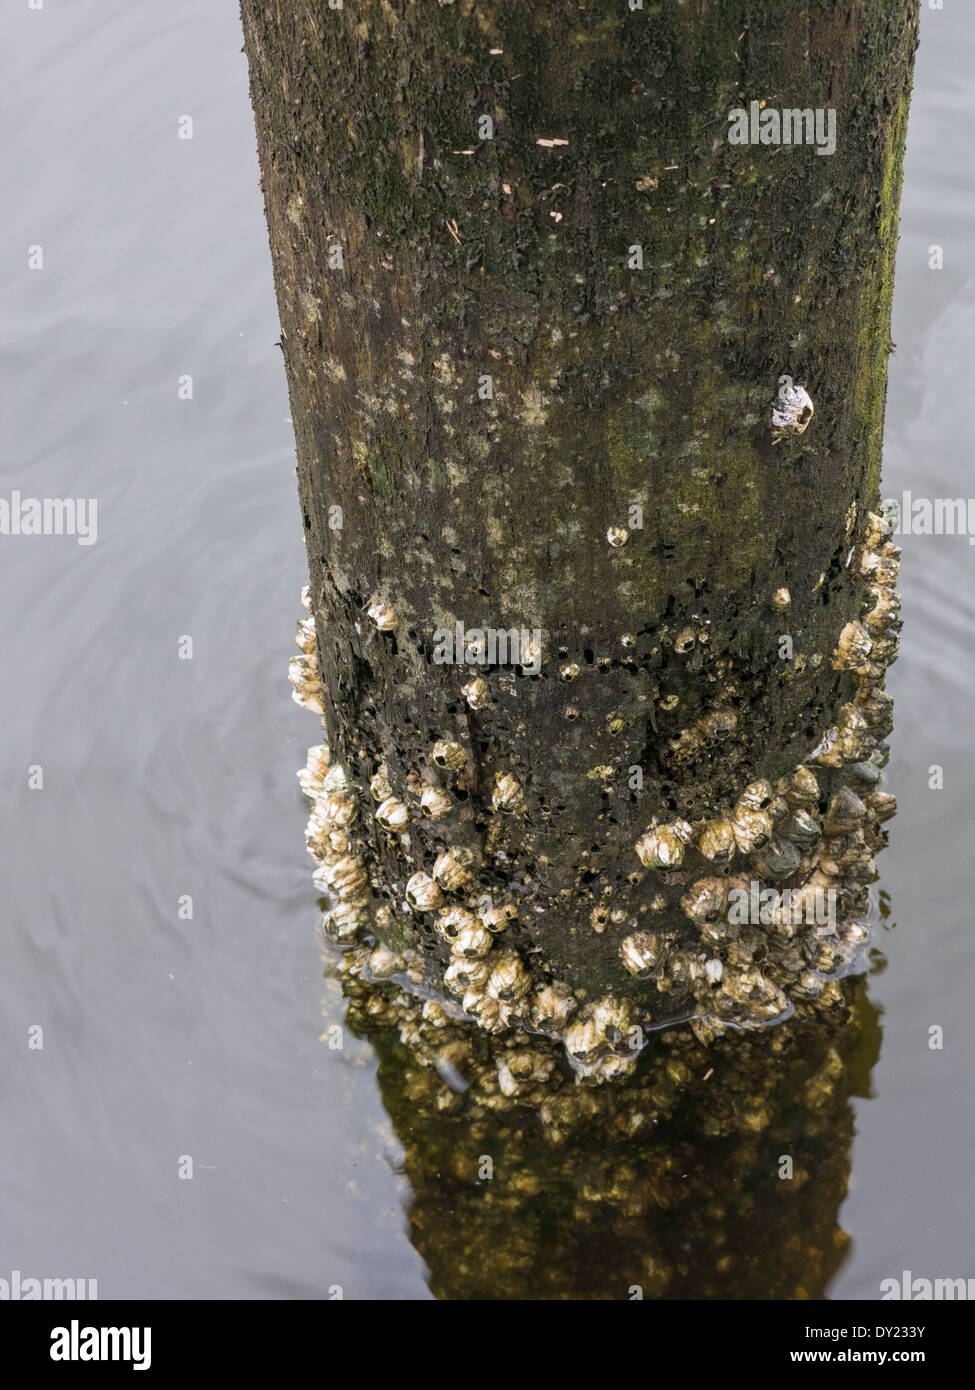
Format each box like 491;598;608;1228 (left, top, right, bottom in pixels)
0;2;971;1300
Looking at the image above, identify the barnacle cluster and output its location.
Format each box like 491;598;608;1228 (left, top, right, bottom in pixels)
290;501;899;1092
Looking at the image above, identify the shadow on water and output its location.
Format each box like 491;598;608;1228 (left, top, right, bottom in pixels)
333;949;883;1300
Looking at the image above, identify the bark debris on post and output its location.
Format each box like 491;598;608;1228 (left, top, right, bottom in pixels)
243;0;918;1099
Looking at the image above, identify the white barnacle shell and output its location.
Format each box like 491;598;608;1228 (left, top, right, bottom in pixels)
405;872;443;912
300;585;312;612
366;594;398;631
420;786;453;819
461;676;490;710
375;796;409;831
696;816;736;864
486;950;532;1003
559;662;581;682
369;765;393;802
322;855;369;904
319;789;359;828
634;819;691;871
606;526;629;548
528;982;576;1033
451;922;493;959
295;616;317;654
731;804;774;854
592;994;635;1048
680;876;728;926
436;906;479;942
463;991;511;1034
563;1012;604;1067
431;739;467;771
832;619;874;672
444;957;490;996
620;931;663;979
432;847;474;891
673;626;696;654
288;653;324;714
737;779;774;812
297;744;330;800
492;772;526;814
320;902;367;945
772;587;791;611
480;905;515;933
770;383;814;436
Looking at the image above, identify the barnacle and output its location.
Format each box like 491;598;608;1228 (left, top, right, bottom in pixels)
369;765;393;802
320;902;368;945
772;588;791;610
375;796;409;831
673;626;696;653
770;383;814;436
295;616;317;654
559;662;581;681
823;787;867;835
451;922;493;959
696;817;736;864
497;1049;554;1098
462;990;511;1034
620;931;664;979
778;808;822;847
832;619;874;672
320;790;358;828
321;855;369;904
298;744;330;800
366;595;398;631
737;778;774;811
564;1013;603;1067
418;785;452;819
405;872;444;912
433;847;475;892
749;837;801;881
436;906;479;942
461;676;490;710
481;904;516;933
528;982;577;1033
288;653;324;713
778;765;820;808
680;877;728;926
492;772;526;814
606;526;629;547
431;740;466;771
444;957;490;995
865;789;897;823
732;804;774;854
487;951;532;1003
635;819;691;870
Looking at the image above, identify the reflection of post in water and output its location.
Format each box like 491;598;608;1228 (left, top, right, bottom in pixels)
334;939;881;1300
